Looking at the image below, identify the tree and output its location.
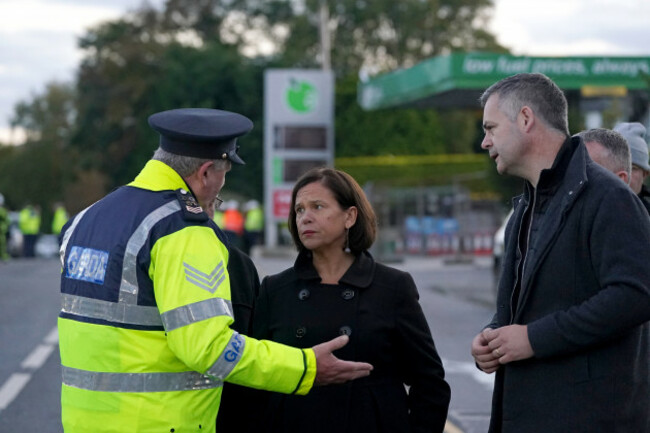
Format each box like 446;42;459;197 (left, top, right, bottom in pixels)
72;6;268;201
6;0;509;212
3;82;76;226
72;7;167;189
163;0;506;76
335;75;447;157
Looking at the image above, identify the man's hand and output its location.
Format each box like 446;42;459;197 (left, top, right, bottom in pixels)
482;325;534;364
471;331;500;374
312;335;373;385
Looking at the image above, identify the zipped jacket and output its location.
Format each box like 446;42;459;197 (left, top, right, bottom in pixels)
487;136;650;433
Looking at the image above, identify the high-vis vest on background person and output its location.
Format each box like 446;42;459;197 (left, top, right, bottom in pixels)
58;160;316;433
223;204;244;236
18;205;40;235
52;205;69;235
213;209;225;227
244;204;264;232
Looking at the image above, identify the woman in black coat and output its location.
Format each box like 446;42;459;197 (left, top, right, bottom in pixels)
251;167;451;433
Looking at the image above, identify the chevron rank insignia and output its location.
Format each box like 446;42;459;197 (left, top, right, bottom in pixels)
176;188;208;221
183;261;226;294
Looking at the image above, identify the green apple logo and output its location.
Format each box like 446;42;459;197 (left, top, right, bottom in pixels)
286;79;317;113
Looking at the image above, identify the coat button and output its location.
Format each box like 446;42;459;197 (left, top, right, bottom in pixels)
339;326;352;336
341;288;355;300
298;289;310;301
296;326;307;338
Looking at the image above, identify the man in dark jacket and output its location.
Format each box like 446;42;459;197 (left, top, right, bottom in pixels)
471;73;650;433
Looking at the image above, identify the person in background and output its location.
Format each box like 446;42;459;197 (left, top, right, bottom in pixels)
213;205;225;228
251;167;451;433
0;193;9;261
243;199;264;254
579;128;631;184
19;203;40;258
613;122;650;214
58;108;373;433
223;199;245;250
52;202;69;242
472;73;650;432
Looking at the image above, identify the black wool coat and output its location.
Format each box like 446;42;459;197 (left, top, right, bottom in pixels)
251;251;451;433
488;137;650;433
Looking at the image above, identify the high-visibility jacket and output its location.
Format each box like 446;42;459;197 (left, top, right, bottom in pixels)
223;208;244;236
58;160;316;433
244;207;263;232
213;210;225;228
19;206;40;234
52;206;69;235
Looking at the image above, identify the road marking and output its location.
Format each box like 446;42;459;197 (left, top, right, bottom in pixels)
0;374;31;410
0;325;58;412
444;420;464;433
44;326;59;344
21;344;56;370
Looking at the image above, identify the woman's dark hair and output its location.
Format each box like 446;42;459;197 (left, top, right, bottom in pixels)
288;167;377;254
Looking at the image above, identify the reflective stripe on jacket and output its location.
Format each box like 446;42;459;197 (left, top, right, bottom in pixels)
59;160;315;433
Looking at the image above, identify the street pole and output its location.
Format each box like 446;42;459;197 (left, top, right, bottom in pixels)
319;0;331;70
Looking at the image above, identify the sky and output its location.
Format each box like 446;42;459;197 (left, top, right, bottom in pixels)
1;0;649;144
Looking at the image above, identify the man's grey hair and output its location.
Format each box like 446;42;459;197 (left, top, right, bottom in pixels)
152;147;231;177
479;73;569;136
579;128;632;178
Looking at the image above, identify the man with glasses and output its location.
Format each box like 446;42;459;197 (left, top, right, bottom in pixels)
57;108;373;433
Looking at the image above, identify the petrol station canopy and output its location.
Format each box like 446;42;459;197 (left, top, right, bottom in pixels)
358;53;650;111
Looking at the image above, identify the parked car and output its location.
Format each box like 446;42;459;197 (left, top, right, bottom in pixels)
35;234;60;258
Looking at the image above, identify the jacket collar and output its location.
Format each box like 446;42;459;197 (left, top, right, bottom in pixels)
128;160;191;192
518;135;587;201
537;135;579;192
294;249;376;288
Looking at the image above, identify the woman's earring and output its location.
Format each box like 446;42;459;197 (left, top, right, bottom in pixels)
344;228;351;253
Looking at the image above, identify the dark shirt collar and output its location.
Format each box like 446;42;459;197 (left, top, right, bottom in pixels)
294;249;376;288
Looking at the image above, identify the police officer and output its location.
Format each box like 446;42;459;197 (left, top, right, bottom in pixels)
18;203;40;257
58;108;372;433
51;202;69;237
243;199;264;254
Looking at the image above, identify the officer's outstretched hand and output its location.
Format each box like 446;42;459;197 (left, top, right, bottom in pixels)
312;335;373;385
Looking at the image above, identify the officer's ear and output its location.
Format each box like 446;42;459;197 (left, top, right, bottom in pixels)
198;161;215;186
184;161;214;193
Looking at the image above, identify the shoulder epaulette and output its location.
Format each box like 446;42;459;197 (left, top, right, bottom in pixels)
175;188;209;222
